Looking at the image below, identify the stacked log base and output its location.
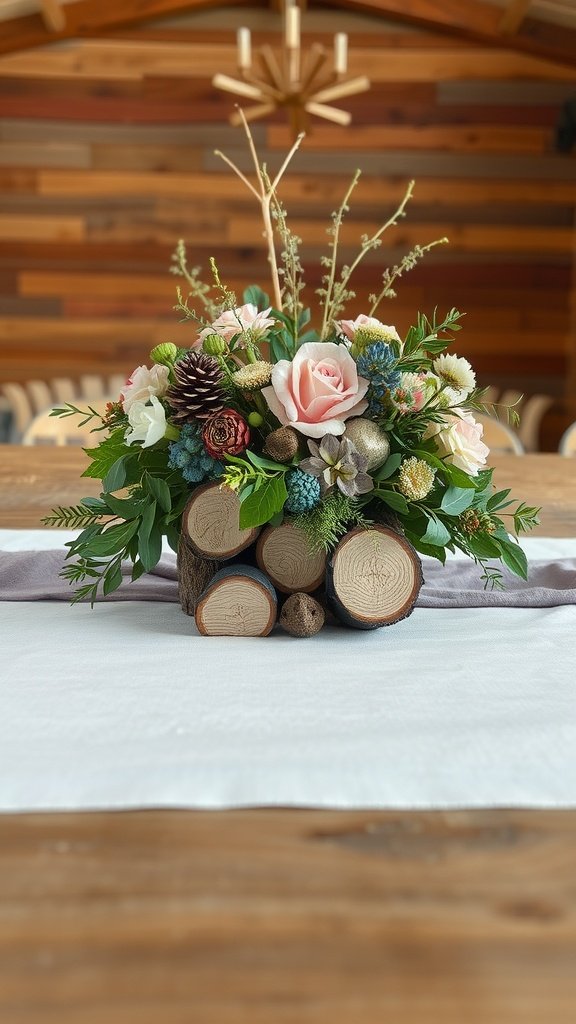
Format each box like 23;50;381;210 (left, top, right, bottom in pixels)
256;523;326;594
178;484;423;636
326;526;424;630
195;566;277;637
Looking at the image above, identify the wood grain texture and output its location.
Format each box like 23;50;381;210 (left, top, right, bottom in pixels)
0;806;575;1022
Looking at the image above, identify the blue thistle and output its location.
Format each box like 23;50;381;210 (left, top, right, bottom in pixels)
356;342;402;418
168;423;223;485
284;469;321;514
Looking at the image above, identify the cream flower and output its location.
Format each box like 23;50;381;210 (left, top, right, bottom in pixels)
433;353;476;401
262;341;369;438
125;395;167;449
398;457;435;500
336;315;401;347
121;364;169;414
425;409;489;476
196;303;275;348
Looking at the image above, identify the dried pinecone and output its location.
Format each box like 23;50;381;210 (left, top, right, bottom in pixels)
166;351;225;423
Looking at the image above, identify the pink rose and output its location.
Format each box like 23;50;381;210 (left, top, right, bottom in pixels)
262;342;369;438
196;303;275;348
425;410;489;476
121;364;169;414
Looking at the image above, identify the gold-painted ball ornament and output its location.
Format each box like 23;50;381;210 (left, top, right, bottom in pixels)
343;418;391;471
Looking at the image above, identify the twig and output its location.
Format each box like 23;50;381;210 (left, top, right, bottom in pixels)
214;106;305;312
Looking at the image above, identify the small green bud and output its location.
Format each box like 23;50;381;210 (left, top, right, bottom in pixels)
350;343;361;360
150;342;178;367
202;333;227;357
248;411;264;428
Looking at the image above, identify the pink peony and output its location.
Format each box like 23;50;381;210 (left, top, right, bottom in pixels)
121;364;169;414
196;303;275;348
262;342;369;438
425;410;489;476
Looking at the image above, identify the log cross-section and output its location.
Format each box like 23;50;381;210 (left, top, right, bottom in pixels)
326;525;424;629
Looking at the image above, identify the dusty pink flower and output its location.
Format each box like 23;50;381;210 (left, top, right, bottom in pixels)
425;409;489;476
196;303;275;348
262;341;369;438
390;372;426;415
335;315;401;346
121;364;169;414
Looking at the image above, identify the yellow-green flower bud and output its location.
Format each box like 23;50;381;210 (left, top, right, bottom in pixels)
202;333;227;357
248;411;264;428
150;342;178;367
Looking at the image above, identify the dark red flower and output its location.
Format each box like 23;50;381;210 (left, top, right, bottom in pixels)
202;408;250;458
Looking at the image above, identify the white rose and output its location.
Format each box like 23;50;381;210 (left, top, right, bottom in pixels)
425;410;489;476
121;364;169;413
125;396;167;449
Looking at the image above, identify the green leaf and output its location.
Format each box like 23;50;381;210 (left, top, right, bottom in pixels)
499;540;528;581
82;428;130;479
138;500;162;571
86;519;139;557
102;454;131;493
405;531;447;564
440;485;475;516
238;474;288;529
243;284;270;310
103;561;123;597
422;514;451;547
486;488;511;511
373;488;410;515
145;474;172;512
81;496;111;513
373;452;402;481
466;533;502;559
104;493;146;520
245;449;290;472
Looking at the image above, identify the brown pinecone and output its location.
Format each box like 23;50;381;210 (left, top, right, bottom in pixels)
166;351;226;423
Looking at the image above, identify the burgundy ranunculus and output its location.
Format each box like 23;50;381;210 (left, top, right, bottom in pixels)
202;408;250;459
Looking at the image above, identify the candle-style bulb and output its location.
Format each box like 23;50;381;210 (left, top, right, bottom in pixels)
237;27;252;70
334;33;348;75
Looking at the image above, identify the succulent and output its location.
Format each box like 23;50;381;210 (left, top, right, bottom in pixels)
300;434;373;498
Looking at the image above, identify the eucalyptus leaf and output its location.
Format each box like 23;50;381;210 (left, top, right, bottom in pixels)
440;486;475;516
103;561;123;597
422;515;451;547
103;455;131;493
373;488;410;515
373;452;402;481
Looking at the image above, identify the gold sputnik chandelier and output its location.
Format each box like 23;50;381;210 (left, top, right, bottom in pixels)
212;0;371;135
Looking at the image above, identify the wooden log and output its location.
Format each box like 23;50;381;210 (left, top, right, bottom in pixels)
326;526;423;630
256;523;327;595
181;482;260;561
195;565;277;638
176;532;220;617
279;593;326;639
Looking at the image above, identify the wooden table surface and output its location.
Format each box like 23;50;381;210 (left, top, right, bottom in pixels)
1;446;576;1023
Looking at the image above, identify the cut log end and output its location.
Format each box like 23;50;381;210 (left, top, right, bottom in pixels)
256;523;326;594
326;526;423;630
195;565;277;637
182;482;260;560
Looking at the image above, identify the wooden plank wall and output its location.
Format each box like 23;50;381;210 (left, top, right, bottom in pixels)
0;7;575;447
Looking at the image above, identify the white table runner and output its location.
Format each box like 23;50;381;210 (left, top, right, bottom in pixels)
2;529;576;812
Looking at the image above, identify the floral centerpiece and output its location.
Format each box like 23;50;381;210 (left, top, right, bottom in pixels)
45;113;539;635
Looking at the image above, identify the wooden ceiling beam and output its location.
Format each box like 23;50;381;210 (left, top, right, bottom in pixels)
499;1;533;36
0;0;250;57
39;0;66;34
324;0;576;67
0;0;574;68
